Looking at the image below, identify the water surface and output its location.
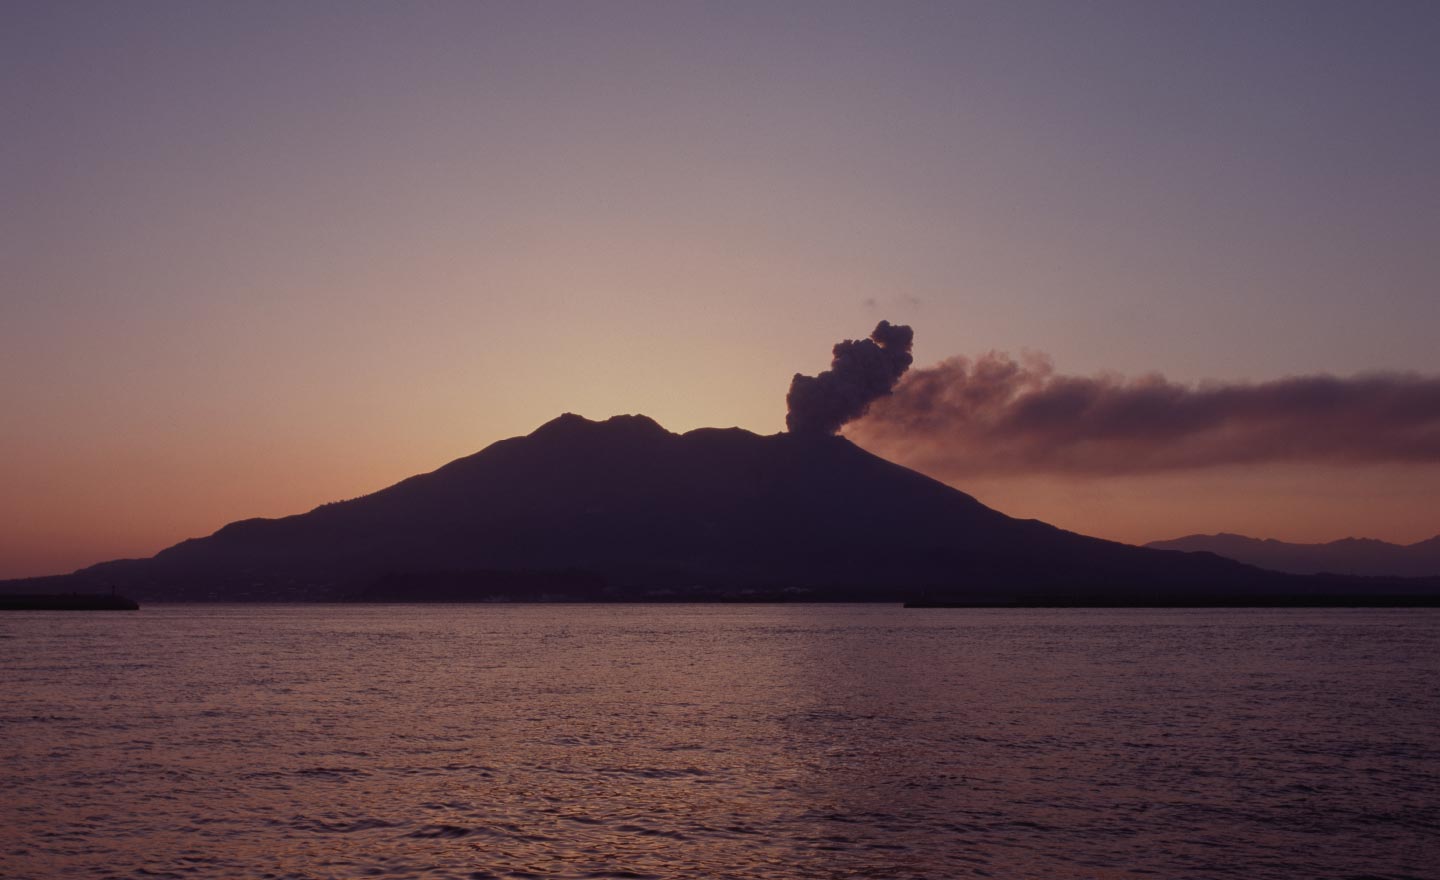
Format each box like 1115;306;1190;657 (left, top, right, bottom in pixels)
3;605;1436;879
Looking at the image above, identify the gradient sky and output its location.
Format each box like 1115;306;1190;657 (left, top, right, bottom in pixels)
4;1;1439;577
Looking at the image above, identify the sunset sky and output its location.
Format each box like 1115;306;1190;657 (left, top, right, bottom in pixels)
4;2;1439;578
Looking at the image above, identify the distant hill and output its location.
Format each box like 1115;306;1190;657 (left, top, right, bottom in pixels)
5;414;1438;604
1146;533;1440;577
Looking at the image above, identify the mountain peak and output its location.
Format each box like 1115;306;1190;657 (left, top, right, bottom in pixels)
530;412;671;440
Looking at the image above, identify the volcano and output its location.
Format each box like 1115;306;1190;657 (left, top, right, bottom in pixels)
7;414;1439;604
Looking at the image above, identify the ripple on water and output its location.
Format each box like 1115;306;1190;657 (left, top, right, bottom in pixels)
2;605;1437;880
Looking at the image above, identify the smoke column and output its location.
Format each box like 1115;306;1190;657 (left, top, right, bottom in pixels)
786;321;914;435
847;351;1440;475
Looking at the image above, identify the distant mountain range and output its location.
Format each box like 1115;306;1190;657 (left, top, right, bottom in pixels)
5;414;1438;604
1145;533;1440;578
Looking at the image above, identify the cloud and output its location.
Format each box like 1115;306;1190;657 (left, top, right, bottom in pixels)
845;351;1440;475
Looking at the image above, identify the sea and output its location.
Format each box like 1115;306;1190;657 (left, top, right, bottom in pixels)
2;604;1436;880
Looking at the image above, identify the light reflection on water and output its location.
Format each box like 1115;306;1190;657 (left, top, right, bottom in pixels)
2;605;1437;879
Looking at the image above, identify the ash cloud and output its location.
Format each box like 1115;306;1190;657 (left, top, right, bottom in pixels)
846;352;1440;475
787;321;914;435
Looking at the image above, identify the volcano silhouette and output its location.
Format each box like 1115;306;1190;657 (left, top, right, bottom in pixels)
9;414;1439;604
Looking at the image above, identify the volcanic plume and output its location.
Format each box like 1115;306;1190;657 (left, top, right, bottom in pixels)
846;351;1440;475
786;321;914;435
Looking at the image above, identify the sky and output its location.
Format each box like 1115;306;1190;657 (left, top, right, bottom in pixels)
3;1;1439;578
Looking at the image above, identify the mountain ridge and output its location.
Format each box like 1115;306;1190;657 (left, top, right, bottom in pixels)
1145;532;1440;577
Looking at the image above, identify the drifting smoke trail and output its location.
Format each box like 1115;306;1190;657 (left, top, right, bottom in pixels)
787;321;914;435
846;351;1440;475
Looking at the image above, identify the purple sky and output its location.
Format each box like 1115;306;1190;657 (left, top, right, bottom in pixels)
4;2;1439;576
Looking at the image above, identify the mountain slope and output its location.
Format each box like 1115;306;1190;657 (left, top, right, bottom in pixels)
1146;533;1440;577
7;414;1438;603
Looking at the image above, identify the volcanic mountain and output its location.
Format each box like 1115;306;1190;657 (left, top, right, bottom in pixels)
8;414;1439;604
1146;533;1440;578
